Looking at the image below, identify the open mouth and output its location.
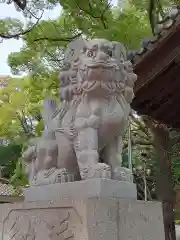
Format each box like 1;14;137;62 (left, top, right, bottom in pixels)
78;61;117;82
87;61;115;69
87;65;114;79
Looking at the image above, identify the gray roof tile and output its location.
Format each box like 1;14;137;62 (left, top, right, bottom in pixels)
127;6;180;64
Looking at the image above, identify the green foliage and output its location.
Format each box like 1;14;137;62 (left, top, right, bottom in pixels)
175;210;180;221
0;18;23;36
0;72;60;142
172;156;180;185
10;158;28;187
0;144;22;178
122;115;180;201
128;0;178;34
0;77;33;141
176;219;180;224
6;0;152;77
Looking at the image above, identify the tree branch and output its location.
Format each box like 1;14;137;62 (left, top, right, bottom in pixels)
16;112;29;135
133;140;153;146
76;0;111;29
16;112;35;137
132;130;151;141
172;136;180;146
0;10;43;40
33;33;82;42
148;0;156;35
135;176;153;201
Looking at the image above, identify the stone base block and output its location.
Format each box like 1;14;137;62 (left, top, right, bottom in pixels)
0;197;165;240
23;178;137;202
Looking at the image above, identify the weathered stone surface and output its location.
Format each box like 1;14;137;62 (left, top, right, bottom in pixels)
0;200;84;240
118;200;165;239
0;198;165;240
23;179;137;202
23;38;137;186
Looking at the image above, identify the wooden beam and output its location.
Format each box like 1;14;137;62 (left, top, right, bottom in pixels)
164;99;180;125
132;63;177;109
134;22;180;92
132;62;180;123
152;82;180;119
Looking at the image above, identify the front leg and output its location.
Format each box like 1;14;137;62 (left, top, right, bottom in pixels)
102;135;122;169
74;115;111;180
103;135;133;182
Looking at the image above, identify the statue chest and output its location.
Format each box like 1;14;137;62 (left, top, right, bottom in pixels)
75;98;127;131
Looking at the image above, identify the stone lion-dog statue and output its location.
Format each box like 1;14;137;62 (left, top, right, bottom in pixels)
23;38;137;186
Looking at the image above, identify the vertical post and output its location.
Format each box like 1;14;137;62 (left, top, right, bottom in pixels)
143;161;147;201
128;118;132;171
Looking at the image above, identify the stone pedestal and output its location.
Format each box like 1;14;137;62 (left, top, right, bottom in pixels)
23;179;137;201
0;180;165;240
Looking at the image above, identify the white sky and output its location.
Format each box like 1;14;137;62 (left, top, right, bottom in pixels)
0;0;117;76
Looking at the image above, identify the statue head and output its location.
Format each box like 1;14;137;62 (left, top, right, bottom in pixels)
61;38;137;101
77;39;126;86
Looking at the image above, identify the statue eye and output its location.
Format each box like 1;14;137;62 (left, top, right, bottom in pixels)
60;75;65;82
107;50;113;57
87;50;94;57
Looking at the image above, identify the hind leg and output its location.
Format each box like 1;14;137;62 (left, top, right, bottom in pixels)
55;131;81;182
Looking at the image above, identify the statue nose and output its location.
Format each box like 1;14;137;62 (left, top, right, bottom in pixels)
96;51;108;61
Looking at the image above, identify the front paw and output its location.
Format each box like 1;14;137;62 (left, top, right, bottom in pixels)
55;168;74;183
87;163;111;179
33;168;74;186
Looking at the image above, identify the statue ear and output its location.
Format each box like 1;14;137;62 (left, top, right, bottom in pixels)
112;41;127;62
64;36;86;63
41;99;57;127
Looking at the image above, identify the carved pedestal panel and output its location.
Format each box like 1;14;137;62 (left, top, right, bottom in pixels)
0;201;84;240
0;198;165;240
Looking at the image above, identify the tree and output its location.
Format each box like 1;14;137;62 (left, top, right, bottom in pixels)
0;77;38;141
0;0;179;41
129;0;180;34
0;0;60;40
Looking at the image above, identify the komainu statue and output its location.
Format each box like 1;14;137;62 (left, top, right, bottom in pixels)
23;38;137;186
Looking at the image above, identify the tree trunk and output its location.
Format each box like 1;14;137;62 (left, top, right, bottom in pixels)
145;118;176;240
